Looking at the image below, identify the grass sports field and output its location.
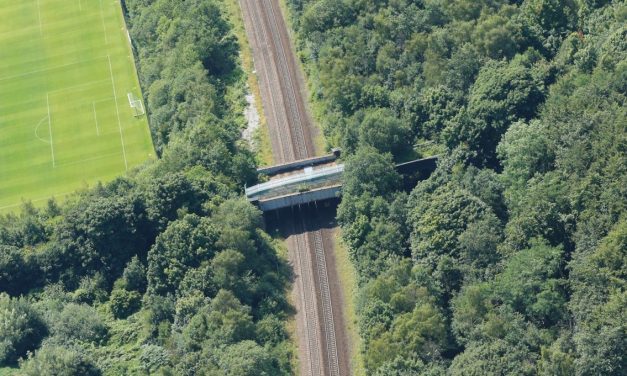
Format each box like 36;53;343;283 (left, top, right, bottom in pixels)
0;0;154;212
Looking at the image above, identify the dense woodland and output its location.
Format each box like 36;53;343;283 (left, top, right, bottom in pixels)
285;0;625;374
0;0;294;374
1;0;625;375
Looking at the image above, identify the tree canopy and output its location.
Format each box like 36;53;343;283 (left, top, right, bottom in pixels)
0;0;292;374
286;0;626;373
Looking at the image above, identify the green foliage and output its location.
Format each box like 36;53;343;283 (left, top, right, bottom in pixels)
358;260;446;371
109;289;142;320
54;193;151;287
49;304;107;345
493;240;567;325
216;340;280;375
0;0;623;373
0;0;293;373
366;302;447;371
146;215;219;295
444;53;547;165
121;256;147;293
409;180;496;292
0;295;47;365
125;0;237;149
0;246;31;296
211;249;246;292
340;147;400;199
473;5;528;59
337;148;405;280
72;274;108;305
497;120;554;201
138;344;171;374
569;219;627;375
358;107;411;155
19;344;101;376
301;0;353;35
290;0;625;373
449;339;536;376
457;216;502;278
537;334;576;376
521;0;578;37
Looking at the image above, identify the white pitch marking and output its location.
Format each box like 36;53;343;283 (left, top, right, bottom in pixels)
46;94;56;167
93;102;100;136
57;151;121;168
36;0;43;36
100;0;107;44
0;56;108;83
48;79;109;95
92;97;115;105
34;115;50;144
107;55;128;171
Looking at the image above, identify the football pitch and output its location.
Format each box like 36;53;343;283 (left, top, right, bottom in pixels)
0;0;154;212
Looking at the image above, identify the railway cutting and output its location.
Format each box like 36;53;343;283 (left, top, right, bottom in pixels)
239;0;350;375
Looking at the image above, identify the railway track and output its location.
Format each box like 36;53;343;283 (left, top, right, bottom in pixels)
239;0;294;162
259;0;310;159
311;230;340;376
293;226;323;376
239;0;348;374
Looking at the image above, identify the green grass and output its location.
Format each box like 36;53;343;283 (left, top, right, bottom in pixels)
332;230;366;375
0;367;17;376
0;0;154;212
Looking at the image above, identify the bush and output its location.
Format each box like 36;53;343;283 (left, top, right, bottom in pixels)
139;344;171;373
0;294;47;365
19;344;101;376
109;289;142;319
50;304;107;345
121;256;147;292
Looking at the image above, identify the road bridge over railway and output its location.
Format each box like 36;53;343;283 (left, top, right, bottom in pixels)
246;153;438;212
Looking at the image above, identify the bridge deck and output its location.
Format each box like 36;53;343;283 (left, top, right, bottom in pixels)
247;164;344;202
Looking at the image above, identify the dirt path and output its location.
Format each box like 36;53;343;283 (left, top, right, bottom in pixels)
239;0;350;374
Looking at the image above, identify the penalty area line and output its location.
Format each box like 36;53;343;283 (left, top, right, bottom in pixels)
100;0;107;44
46;93;56;167
107;54;128;171
36;0;43;36
93;102;100;136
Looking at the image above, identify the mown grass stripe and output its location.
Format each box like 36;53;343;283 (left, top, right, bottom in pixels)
0;0;154;212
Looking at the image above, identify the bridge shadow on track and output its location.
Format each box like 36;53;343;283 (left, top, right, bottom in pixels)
264;198;350;376
264;198;340;237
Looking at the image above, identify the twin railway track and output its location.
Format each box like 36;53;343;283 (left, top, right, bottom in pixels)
239;0;349;375
312;230;341;376
281;205;346;376
240;0;310;162
292;222;323;376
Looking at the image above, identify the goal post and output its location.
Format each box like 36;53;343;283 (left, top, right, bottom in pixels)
127;92;145;117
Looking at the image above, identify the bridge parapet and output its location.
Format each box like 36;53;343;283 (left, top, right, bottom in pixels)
257;149;341;177
247;155;439;212
247;164;344;202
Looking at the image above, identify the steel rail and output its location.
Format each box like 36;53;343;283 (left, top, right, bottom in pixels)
312;230;340;376
293;220;323;376
259;0;309;159
240;0;293;162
